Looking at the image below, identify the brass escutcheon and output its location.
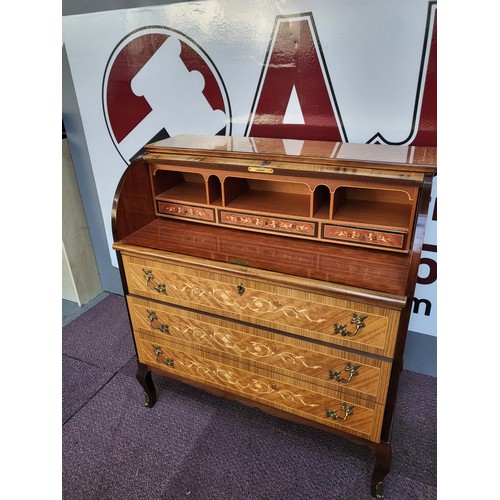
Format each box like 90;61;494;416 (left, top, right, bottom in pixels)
228;258;249;267
329;362;360;383
248;160;274;174
334;313;368;337
237;283;245;296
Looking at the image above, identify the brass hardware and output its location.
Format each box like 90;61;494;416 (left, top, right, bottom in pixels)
142;269;168;295
375;481;384;499
329;362;360;383
163;357;174;367
334;313;368;337
152;344;173;366
237;283;245;296
325;402;355;422
152;344;163;361
248;166;274;174
143;269;154;283
146;309;170;334
153;283;167;294
158;323;170;333
228;258;249;266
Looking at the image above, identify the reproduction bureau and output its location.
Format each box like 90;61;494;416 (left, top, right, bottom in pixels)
112;134;436;498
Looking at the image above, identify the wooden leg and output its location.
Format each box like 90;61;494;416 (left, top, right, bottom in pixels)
136;362;157;408
371;441;392;499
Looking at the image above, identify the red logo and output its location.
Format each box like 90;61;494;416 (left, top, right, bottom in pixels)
246;13;345;142
246;7;436;147
103;26;231;163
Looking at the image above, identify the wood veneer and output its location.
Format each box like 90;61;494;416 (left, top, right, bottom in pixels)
116;220;411;297
112;134;436;499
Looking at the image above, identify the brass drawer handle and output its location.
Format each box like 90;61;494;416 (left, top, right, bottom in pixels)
143;268;168;294
146;310;170;334
334;313;368;337
151;344;174;367
152;344;163;361
163;357;175;367
237;283;245;296
329;362;360;383
326;402;355;422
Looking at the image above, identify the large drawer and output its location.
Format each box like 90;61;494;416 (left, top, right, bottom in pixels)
135;331;385;443
122;254;401;357
127;296;392;405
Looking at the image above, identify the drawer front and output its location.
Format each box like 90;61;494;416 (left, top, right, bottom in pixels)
127;296;392;404
322;224;406;249
122;254;401;357
136;333;384;443
157;202;216;222
219;210;318;237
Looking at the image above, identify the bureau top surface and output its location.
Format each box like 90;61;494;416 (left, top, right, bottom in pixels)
145;135;437;173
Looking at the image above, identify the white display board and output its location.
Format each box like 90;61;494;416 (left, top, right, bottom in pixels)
63;0;437;335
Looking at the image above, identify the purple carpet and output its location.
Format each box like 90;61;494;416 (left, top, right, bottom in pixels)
62;293;436;499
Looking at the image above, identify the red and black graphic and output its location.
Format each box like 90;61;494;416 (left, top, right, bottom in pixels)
245;12;346;142
409;3;437;147
247;3;436;148
103;26;231;163
368;1;437;146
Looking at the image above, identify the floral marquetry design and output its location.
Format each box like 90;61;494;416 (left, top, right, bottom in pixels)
158;202;215;222
220;211;317;236
323;225;405;249
171;322;322;369
172;281;327;325
179;359;319;408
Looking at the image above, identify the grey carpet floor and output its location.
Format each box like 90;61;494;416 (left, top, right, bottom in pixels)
62;293;436;499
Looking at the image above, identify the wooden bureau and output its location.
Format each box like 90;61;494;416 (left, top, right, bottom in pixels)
112;135;436;499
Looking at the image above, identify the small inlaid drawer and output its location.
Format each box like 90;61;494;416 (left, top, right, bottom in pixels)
158;202;215;222
122;254;401;357
136;334;385;443
219;210;318;237
322;224;406;249
127;296;392;404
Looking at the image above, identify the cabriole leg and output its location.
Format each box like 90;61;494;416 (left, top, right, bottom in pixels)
371;441;391;499
136;362;157;408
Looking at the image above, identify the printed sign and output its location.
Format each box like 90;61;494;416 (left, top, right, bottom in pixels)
63;0;437;335
103;26;231;162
